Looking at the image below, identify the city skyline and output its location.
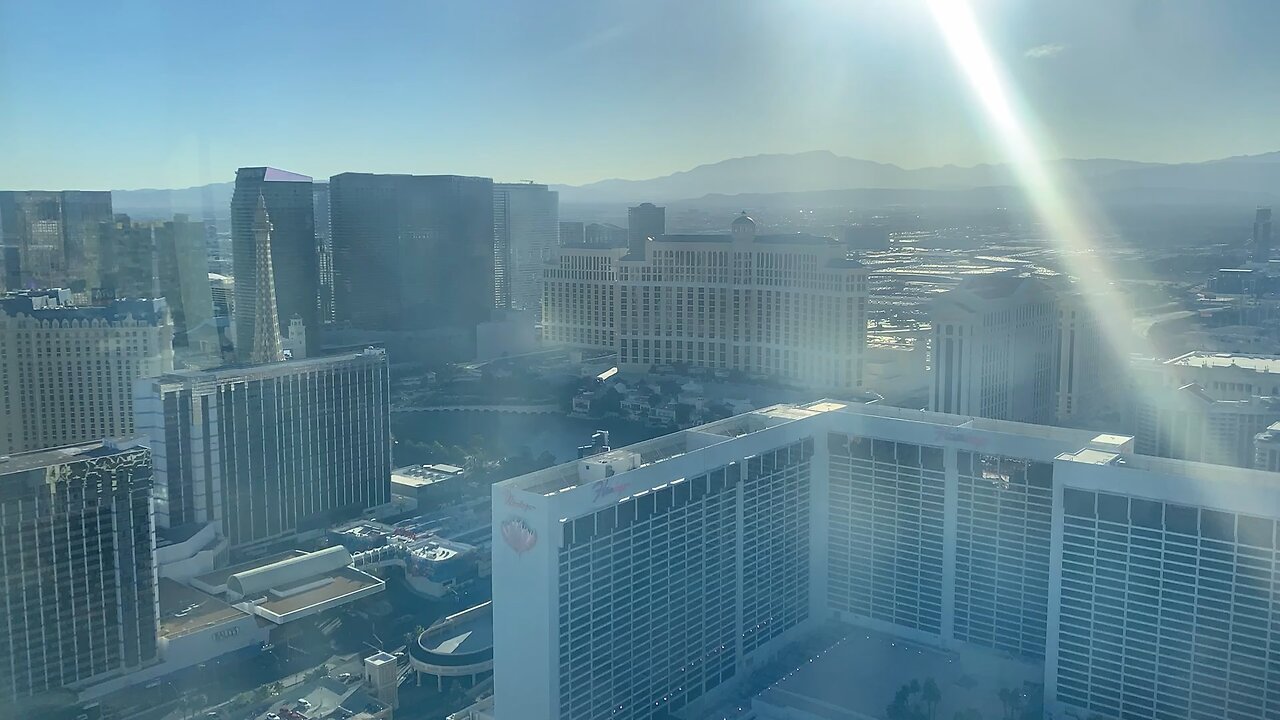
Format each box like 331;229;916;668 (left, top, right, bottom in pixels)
4;1;1280;189
5;2;1280;717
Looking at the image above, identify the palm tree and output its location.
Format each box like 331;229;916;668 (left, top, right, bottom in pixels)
922;678;941;720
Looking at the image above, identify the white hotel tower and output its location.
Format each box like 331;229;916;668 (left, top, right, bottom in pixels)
489;401;1280;720
543;214;869;391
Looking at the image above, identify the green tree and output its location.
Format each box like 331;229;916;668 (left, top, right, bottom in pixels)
997;687;1027;720
886;680;929;720
997;688;1012;720
592;387;624;416
922;678;941;720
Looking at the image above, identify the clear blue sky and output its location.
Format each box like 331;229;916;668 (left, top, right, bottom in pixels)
2;0;1278;189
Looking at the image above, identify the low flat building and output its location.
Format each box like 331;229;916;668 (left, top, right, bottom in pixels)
392;464;467;507
329;520;396;552
191;546;385;625
409;602;494;691
155;579;267;680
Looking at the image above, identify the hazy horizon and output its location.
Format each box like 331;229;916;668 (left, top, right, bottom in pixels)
4;0;1280;189
7;146;1279;195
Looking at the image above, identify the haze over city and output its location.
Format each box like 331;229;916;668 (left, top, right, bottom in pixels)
4;0;1280;189
4;2;1280;720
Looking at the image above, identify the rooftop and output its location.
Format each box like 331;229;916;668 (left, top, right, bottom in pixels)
250;567;383;620
411;602;494;667
0;439;145;476
151;346;385;385
228;546;354;597
157;578;247;639
392;464;466;488
0;296;167;323
1057;444;1280;495
1167;351;1280;374
1257;421;1280;443
192;551;301;592
498;399;1107;497
644;232;843;248
253;166;313;181
420;605;493;656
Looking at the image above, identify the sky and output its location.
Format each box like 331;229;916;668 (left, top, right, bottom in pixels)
1;0;1279;190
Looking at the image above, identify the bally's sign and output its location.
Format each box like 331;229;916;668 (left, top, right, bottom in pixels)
214;626;240;641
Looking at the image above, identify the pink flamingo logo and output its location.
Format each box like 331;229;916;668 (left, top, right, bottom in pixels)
501;517;538;555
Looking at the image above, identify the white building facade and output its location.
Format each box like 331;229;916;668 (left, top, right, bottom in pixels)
542;246;628;350
0;294;173;454
931;272;1057;424
1055;290;1117;424
492;400;1280;720
1049;451;1280;720
1132;382;1280;468
1140;351;1280;400
544;214;869;391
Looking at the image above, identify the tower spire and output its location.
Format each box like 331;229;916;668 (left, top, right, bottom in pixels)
248;195;284;364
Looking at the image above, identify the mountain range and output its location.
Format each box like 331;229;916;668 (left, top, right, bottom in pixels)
108;150;1280;219
550;150;1280;205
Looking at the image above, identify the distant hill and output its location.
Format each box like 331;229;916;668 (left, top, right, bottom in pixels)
111;181;234;222
107;149;1280;220
552;150;1280;205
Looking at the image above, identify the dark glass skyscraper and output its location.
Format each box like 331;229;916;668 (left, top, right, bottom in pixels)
0;190;113;293
155;214;220;359
1255;207;1273;262
0;441;157;702
313;182;334;325
330;173;494;332
493;182;558;311
627;202;665;255
134;348;392;557
230;167;316;360
95;214;158;300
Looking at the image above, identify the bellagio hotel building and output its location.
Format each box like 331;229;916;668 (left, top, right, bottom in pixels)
542;213;868;391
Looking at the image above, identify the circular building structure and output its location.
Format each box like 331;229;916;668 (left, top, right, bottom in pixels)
408;601;493;690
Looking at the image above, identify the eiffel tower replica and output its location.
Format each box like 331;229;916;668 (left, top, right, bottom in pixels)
248;194;284;365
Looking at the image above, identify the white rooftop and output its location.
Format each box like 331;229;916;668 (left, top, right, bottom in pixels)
498;399;1105;497
1167;351;1280;374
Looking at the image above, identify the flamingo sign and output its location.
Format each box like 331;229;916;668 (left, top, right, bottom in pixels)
501;516;538;555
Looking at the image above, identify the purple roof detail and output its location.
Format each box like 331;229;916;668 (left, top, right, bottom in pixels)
262;168;313;183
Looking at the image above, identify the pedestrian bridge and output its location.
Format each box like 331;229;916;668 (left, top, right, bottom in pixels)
391;404;559;415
